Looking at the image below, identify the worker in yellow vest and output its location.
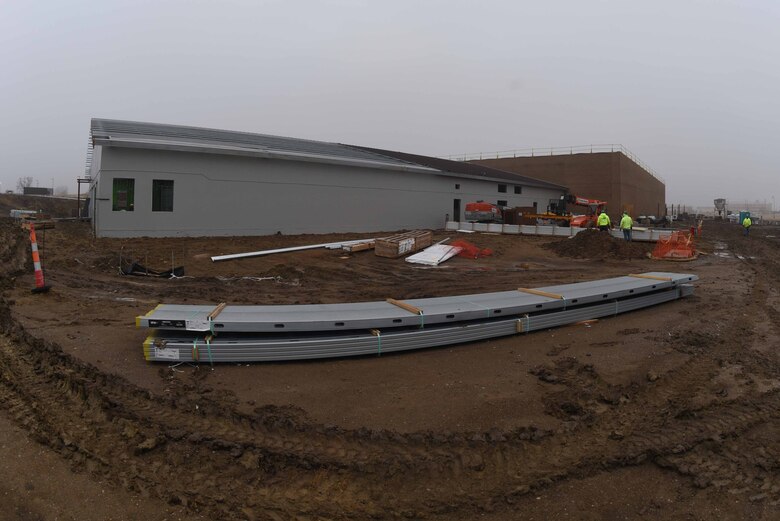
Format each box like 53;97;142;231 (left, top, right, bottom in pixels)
620;211;633;241
743;215;752;237
597;210;611;232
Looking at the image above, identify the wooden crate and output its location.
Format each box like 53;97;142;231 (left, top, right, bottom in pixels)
375;230;433;258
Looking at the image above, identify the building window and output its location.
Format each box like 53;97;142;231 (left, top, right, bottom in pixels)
152;180;174;212
497;200;508;207
514;186;522;194
112;178;135;211
498;184;507;193
455;184;460;190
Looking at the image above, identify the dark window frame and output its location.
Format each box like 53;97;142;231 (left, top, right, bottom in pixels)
152;179;174;212
514;185;522;194
498;184;507;193
497;200;508;207
112;178;135;211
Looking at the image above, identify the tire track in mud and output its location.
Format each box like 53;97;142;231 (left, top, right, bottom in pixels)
2;295;778;519
1;219;780;519
645;228;780;506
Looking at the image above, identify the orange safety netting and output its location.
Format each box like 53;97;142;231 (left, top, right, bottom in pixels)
651;231;696;260
450;239;493;259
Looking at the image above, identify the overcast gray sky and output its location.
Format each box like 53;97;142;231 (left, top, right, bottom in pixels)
1;0;778;208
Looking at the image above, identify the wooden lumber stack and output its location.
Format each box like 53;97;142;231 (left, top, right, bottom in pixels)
21;220;55;230
342;242;375;253
375;230;433;258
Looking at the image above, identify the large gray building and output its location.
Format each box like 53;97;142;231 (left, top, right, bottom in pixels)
86;119;567;237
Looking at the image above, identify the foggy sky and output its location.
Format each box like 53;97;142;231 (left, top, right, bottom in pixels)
1;0;778;209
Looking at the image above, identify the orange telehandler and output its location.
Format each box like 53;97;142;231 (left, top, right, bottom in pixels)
524;194;608;227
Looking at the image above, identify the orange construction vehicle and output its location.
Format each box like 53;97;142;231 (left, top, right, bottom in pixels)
523;194;608;227
464;195;608;227
464;201;504;223
565;195;608;227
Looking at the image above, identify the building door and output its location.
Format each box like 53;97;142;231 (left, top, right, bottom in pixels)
453;199;461;221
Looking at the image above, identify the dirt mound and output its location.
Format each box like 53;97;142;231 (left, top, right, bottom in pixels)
0;193;77;218
545;229;653;259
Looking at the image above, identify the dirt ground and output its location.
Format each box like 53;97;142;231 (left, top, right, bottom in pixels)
1;215;779;520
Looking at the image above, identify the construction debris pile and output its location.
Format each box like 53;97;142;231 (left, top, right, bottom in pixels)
545;229;653;259
137;272;697;363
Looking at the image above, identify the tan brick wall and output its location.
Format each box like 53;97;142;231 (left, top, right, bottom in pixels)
617;154;666;218
472;152;665;220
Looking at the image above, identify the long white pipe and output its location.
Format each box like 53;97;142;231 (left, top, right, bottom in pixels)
210;239;376;262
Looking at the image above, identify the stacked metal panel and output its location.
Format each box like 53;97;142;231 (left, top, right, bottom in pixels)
138;272;697;363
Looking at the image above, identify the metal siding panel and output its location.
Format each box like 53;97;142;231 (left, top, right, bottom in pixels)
146;286;693;362
95;147;565;237
139;273;697;333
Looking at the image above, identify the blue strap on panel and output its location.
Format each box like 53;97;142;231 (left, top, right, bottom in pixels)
205;335;214;366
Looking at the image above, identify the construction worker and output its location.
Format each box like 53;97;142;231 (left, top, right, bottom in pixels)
620;211;633;241
743;215;752;236
597;210;611;232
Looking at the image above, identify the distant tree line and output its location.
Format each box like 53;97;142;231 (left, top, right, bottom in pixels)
13;177;68;196
16;176;33;192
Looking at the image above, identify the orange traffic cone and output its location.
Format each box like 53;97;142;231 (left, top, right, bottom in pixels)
29;223;51;294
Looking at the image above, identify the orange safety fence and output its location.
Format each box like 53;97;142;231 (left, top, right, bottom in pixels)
651;231;696;260
450;239;493;259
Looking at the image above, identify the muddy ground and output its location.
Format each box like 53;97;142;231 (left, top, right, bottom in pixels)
1;217;779;520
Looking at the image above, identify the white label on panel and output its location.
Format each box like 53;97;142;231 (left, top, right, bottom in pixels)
155;348;180;360
186;319;210;331
398;238;415;254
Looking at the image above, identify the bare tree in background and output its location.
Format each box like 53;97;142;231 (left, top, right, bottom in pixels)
16;176;33;193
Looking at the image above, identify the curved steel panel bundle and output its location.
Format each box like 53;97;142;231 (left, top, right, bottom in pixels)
142;282;696;363
137;272;697;333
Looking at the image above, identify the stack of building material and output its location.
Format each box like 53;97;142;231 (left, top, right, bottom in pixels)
405;243;462;266
9;209;39;219
374;230;433;258
342;242;375;253
137;272;698;363
21;220;55;230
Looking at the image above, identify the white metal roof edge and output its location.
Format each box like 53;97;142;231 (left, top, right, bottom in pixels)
93;136;440;174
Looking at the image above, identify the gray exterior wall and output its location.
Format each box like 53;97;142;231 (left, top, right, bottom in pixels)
90;147;563;237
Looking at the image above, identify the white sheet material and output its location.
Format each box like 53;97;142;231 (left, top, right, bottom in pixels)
211;239;376;262
405;244;463;266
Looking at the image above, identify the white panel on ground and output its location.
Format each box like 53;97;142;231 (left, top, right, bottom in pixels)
405;244;462;266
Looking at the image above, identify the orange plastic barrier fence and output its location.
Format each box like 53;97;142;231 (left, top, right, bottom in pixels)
651;231;696;260
450;239;493;259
